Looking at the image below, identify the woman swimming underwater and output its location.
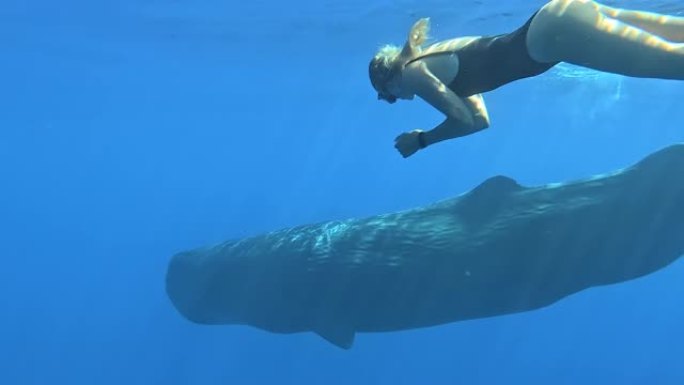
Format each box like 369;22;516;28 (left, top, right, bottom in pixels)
369;0;684;158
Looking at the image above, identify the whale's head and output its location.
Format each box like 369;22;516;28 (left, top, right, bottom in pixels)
165;246;252;325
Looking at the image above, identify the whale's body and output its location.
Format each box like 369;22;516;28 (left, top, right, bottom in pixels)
166;144;684;349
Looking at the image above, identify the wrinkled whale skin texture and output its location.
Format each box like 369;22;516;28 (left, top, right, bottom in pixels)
166;144;684;349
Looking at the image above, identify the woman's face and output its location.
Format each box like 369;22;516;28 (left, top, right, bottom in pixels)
376;71;415;104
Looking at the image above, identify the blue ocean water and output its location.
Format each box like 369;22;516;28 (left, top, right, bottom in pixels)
2;0;684;384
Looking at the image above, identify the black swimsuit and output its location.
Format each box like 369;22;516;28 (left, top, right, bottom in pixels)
408;12;558;97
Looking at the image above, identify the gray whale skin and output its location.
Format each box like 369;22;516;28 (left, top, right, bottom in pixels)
166;144;684;349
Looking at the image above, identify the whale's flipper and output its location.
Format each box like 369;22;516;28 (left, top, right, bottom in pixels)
315;323;355;349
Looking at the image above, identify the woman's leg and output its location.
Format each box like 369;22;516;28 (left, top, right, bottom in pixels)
526;0;684;80
597;3;684;43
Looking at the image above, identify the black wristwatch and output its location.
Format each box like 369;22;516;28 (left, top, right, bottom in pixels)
417;131;427;149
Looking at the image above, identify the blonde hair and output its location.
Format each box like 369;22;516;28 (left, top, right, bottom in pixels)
369;18;432;92
373;44;402;68
372;18;431;68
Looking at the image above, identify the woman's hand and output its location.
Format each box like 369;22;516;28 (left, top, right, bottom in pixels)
394;130;425;158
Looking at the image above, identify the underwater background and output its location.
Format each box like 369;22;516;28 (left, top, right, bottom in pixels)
2;0;684;384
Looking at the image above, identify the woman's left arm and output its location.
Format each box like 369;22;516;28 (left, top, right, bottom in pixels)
394;64;491;157
422;94;491;145
464;93;491;129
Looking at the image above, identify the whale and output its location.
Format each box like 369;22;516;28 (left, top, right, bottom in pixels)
166;144;684;349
